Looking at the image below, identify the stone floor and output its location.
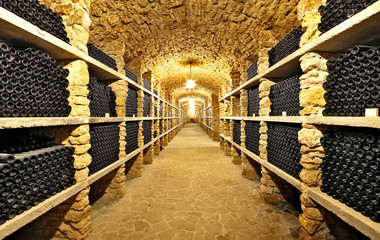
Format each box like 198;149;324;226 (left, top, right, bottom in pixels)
89;123;300;240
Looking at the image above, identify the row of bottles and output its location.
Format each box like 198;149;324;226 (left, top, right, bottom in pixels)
245;121;260;156
232;120;241;145
143;94;151;117
143;121;152;145
323;45;380;116
267;122;302;179
88;77;117;117
125;121;139;155
88;124;120;175
87;44;117;72
0;129;75;225
248;87;260;116
318;0;377;34
247;60;258;80
126;88;138;117
124;67;137;83
321;127;380;222
0;0;69;43
270;75;301;116
269;27;303;67
0;42;71;117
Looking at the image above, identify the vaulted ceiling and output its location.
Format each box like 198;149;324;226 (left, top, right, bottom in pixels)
90;0;300;110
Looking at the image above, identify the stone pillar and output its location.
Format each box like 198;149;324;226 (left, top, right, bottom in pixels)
256;47;284;202
46;0;92;53
65;60;91;117
223;119;231;156
296;1;335;238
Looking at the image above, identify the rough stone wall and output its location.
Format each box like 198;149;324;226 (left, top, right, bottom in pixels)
63;60;90;117
39;0;91;53
89;0;301;100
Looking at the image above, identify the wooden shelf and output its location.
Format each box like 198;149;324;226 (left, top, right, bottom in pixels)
221;116;380;128
201;122;212;130
0;181;87;239
305;116;380;129
305;187;380;240
220;1;380;100
0;7;186;115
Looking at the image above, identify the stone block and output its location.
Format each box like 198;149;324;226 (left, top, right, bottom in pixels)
74;153;92;169
69;133;91;145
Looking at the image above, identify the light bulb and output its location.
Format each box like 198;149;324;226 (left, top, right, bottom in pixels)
186;80;195;89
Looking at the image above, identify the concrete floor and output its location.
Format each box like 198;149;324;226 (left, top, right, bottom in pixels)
89;123;300;240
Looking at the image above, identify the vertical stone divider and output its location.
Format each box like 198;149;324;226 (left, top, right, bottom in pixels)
296;1;336;238
127;89;144;176
211;94;220;141
256;48;284;202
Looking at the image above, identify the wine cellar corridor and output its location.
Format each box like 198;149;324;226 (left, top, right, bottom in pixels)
89;123;300;240
1;0;380;239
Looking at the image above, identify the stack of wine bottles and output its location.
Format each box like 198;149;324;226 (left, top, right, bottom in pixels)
160;102;163;117
0;129;53;154
0;0;69;43
143;121;152;145
321;127;380;222
88;124;120;174
0;145;75;224
143;78;151;91
87;77;117;117
143;94;151;117
0;43;71;117
87;44;117;72
323;45;380;117
125;121;139;155
269;27;303;67
248;87;260;116
159;120;163;135
318;0;377;34
245;121;260;156
233;120;241;145
267;123;302;179
125;88;138;117
247;60;258;80
124;67;137;83
270;75;301;116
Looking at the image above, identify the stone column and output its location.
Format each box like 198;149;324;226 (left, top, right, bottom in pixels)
211;94;220;141
256;47;284;202
46;0;92;54
296;1;336;238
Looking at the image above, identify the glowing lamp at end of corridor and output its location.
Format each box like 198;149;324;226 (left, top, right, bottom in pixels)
186;80;195;89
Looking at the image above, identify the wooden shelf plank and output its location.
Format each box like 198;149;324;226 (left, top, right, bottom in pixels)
241;148;302;190
306;187;380;240
305;116;380;129
0;181;87;239
221;116;380;128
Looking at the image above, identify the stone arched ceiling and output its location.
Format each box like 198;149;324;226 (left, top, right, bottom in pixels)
90;0;301;99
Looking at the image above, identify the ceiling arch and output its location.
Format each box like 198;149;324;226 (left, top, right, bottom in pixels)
90;0;301;97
